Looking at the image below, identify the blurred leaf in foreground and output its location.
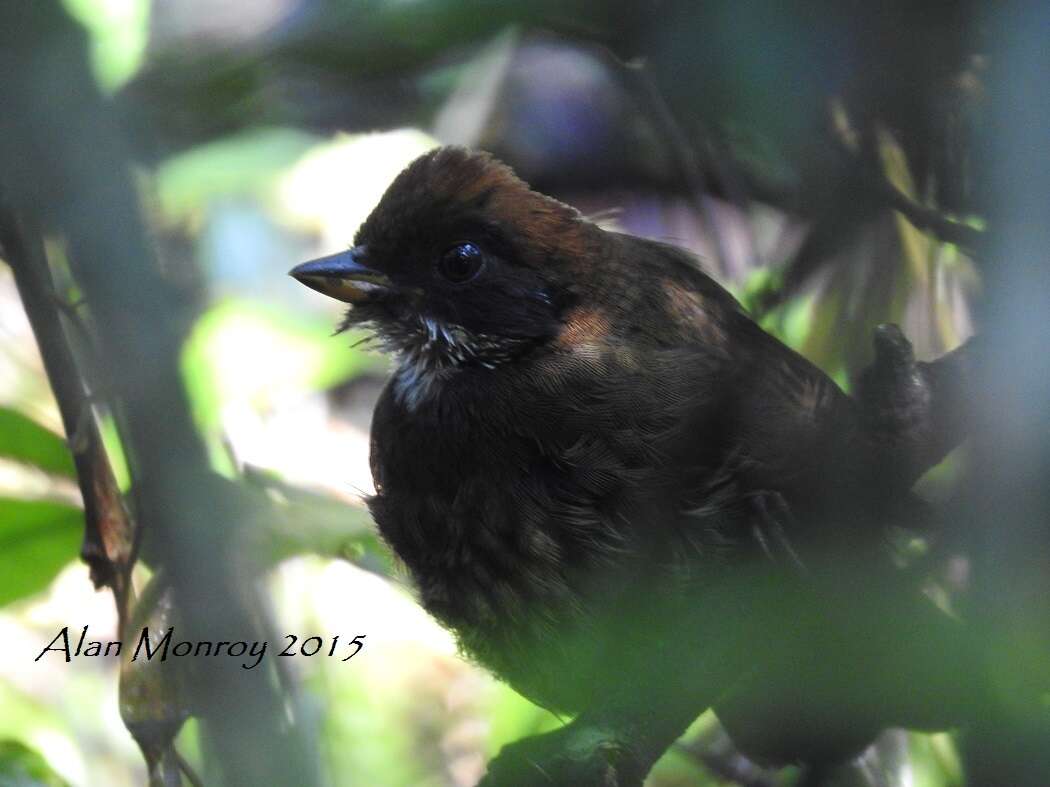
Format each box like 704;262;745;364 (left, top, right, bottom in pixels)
0;407;75;479
62;0;150;92
0;499;82;607
0;739;69;787
154;127;323;226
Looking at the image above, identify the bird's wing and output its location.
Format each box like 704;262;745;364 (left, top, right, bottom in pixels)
650;238;858;501
640;239;862;557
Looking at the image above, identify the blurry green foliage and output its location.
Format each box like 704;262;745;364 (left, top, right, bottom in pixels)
739;268;818;357
0;408;75;479
62;0;149;91
484;686;558;756
181;297;374;429
0;407;85;608
316;663;441;787
0;499;82;607
0;740;69;787
913;732;964;787
155;128;323;225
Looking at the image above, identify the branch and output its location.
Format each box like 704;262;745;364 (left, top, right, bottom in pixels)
830;115;986;254
0;3;320;784
855;323;979;491
0;209;134;609
875;177;984;252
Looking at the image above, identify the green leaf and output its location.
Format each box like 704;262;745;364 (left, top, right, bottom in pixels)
0;739;68;786
0;408;75;479
0;499;83;607
155;128;322;223
62;0;150;92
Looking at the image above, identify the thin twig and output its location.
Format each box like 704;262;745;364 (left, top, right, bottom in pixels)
874;176;984;251
175;750;205;787
0;206;135;617
827;109;985;253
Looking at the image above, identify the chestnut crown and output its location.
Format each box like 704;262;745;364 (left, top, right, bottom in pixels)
291;147;598;368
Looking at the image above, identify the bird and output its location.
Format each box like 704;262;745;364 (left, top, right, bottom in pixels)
290;146;978;785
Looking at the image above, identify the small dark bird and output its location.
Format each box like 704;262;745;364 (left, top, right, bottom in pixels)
291;147;977;785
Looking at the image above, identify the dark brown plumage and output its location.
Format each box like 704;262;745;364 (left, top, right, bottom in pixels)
291;147;978;785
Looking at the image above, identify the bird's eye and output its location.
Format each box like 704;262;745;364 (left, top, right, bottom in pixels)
438;242;485;283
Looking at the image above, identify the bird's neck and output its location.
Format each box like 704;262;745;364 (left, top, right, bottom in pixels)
391;316;529;411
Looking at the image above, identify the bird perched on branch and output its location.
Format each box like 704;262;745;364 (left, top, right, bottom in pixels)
291;147;978;786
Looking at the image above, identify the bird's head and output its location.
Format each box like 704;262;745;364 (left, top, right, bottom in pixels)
290;147;596;400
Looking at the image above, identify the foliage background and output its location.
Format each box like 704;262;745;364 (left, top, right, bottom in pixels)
0;1;1036;785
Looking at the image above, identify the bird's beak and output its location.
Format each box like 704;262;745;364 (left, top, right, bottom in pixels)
289;246;392;303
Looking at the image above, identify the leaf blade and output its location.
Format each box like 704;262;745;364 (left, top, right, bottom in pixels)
0;407;76;479
0;498;83;606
